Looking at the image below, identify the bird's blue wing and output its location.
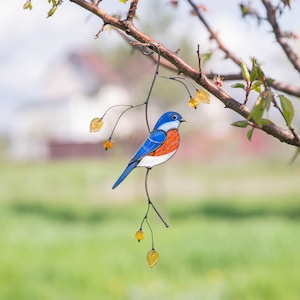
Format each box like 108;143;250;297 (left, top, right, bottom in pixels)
128;130;167;164
112;161;138;189
112;130;166;189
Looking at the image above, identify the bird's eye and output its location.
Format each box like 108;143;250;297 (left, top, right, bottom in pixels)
172;114;177;120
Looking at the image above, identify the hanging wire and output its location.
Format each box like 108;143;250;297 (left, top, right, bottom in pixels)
158;74;199;99
145;216;155;250
144;168;169;228
103;42;161;140
107;103;145;140
101;104;133;119
141;43;161;133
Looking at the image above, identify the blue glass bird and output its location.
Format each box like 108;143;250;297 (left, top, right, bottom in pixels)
112;111;185;189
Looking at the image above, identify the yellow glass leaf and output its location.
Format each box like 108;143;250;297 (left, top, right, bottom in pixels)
103;140;113;150
135;229;145;242
90;118;103;132
188;98;198;109
196;89;210;104
147;249;159;268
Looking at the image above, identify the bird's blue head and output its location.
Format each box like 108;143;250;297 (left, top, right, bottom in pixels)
153;111;185;131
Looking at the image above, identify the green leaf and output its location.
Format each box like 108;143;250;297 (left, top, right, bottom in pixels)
289;147;300;164
231;120;249;128
231;83;245;89
261;118;274;126
250;67;258;83
201;52;213;65
119;0;128;3
248;96;265;126
247;127;254;141
279;95;294;127
47;5;57;17
249;92;273;126
250;59;258;82
262;90;272;112
255;64;265;81
241;60;250;82
23;0;32;10
251;80;262;93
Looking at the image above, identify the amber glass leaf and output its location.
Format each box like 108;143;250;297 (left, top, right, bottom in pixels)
147;249;159;268
196;89;210;104
90;118;104;132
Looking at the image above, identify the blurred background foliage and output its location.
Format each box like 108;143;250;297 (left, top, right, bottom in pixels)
1;158;300;299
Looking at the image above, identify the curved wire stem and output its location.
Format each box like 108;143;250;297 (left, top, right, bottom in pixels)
141;43;161;133
102;104;133;119
143;168;169;228
104;43;161;141
108;103;145;140
158;74;195;99
107;105;134;139
139;204;155;249
138;168;168;250
146;216;155;250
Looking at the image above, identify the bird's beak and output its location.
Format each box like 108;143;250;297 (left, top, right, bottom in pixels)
180;118;186;123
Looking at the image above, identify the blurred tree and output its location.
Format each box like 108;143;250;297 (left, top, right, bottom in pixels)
23;0;300;154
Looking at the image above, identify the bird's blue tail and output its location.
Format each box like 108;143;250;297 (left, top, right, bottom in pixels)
112;161;138;189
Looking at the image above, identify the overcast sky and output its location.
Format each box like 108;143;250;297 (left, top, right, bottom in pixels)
1;0;299;132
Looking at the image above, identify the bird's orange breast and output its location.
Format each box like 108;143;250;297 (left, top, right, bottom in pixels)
148;129;180;156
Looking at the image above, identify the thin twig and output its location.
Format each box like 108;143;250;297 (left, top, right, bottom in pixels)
187;0;241;66
261;0;300;73
197;44;202;75
126;0;139;23
95;22;106;39
186;0;300;95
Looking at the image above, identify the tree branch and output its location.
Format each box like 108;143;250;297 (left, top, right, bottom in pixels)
117;27;300;98
69;0;300;147
187;0;241;65
186;0;300;98
205;73;300;97
262;0;300;73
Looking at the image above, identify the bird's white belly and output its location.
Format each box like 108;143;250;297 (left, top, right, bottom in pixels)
137;150;177;168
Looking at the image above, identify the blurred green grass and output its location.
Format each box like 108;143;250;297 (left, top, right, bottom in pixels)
0;159;300;300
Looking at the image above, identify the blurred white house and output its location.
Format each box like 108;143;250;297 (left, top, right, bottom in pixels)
8;50;132;161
